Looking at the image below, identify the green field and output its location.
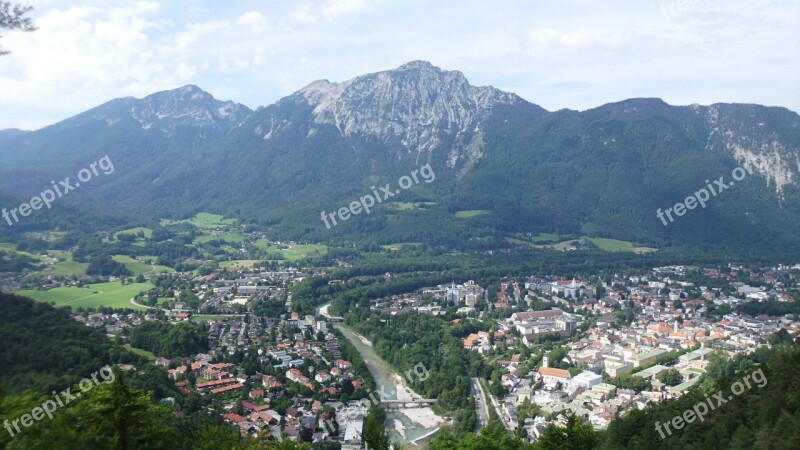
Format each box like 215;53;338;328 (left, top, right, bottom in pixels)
380;242;422;250
114;227;152;239
543;236;657;253
386;201;436;211
124;344;157;360
192;315;222;322
455;210;490;218
253;238;272;251
253;240;328;260
531;233;561;242
220;259;260;269
553;239;581;251
194;232;246;245
280;244;327;260
23;231;67;242
161;212;236;229
587;237;657;253
14;286;96;304
45;250;88;276
0;246;88;276
587;237;638;252
0;243;44;261
112;255;173;275
15;281;155;310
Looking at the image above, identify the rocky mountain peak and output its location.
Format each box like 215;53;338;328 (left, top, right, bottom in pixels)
292;61;524;170
396;60;439;71
128;85;251;130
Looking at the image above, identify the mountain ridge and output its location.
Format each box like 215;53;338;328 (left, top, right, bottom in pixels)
1;61;799;254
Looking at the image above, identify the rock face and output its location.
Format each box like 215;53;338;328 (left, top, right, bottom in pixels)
294;61;525;173
126;84;251;132
702;103;799;199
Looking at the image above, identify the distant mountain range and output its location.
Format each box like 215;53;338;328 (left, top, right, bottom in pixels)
1;61;799;253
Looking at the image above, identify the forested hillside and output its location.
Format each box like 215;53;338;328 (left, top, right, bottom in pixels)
0;293;141;395
2;62;800;256
600;343;800;449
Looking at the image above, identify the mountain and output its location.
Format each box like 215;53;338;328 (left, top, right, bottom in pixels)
0;85;252;212
2;84;250;163
293;60;531;173
1;61;799;254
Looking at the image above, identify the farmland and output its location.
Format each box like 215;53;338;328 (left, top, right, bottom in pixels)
15;281;155;310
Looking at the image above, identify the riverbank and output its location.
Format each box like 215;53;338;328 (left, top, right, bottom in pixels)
390;372;446;429
331;320;446;443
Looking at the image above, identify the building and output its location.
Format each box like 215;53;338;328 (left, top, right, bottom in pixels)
537;367;572;385
571;371;603;389
604;360;633;377
629;348;667;368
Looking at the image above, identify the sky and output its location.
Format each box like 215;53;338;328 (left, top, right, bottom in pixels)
0;0;798;130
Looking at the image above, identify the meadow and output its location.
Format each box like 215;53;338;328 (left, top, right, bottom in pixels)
16;281;155;310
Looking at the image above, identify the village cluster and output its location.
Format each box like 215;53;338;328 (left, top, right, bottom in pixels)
11;255;799;447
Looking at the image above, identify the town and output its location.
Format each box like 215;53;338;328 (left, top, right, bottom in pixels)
6;249;792;448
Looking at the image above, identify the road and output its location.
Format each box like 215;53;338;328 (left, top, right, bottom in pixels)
478;377;512;431
130;296;156;309
470;376;490;432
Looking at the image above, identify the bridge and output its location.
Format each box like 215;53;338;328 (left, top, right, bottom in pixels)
380;398;438;409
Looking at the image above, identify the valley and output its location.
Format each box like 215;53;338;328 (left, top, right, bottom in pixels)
0;55;798;450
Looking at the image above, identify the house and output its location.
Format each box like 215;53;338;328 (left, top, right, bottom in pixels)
315;371;331;383
286;368;311;385
191;361;207;374
167;365;188;380
238;421;257;437
322;386;339;396
196;379;238;390
335;359;352;370
223;413;247;424
155;357;171;367
210;383;244;395
262;375;283;390
249;411;278;426
242;401;269;412
537;367;572;385
248;389;265;400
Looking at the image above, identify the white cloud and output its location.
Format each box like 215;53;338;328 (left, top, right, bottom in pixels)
0;0;797;129
322;0;378;20
525;28;633;51
289;5;316;24
175;20;230;50
237;11;267;32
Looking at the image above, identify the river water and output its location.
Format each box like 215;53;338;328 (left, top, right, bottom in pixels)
317;302;441;443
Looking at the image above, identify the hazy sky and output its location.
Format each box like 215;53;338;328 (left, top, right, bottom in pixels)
1;0;798;130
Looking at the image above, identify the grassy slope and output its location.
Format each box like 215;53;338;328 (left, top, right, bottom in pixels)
15;281;155;310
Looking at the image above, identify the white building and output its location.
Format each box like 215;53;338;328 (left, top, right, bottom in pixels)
570;371;603;389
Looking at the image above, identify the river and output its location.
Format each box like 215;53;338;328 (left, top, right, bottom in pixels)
317;302;444;444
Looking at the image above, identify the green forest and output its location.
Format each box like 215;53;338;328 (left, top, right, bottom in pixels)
0;293;142;395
